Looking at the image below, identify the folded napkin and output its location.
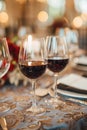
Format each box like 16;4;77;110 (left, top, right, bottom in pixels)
58;83;87;94
75;56;87;66
58;73;87;95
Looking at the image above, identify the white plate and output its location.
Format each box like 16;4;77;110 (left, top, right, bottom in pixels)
72;57;87;71
76;56;87;65
72;64;87;71
57;73;87;99
57;89;87;99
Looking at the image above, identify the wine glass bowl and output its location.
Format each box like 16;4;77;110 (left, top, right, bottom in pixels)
0;38;10;79
18;35;47;114
19;61;46;80
45;36;69;105
0;37;11;114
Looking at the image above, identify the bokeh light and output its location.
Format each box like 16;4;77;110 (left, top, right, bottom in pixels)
0;11;9;23
72;16;83;28
37;11;48;22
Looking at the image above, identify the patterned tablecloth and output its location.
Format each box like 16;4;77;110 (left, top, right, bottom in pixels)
0;82;87;130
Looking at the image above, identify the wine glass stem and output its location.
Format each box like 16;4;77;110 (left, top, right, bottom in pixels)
54;74;58;98
32;80;37;108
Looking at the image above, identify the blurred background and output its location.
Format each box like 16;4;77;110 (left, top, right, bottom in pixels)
0;0;87;42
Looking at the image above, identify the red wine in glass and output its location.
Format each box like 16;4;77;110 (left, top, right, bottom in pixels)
47;57;69;73
19;61;47;79
18;35;47;117
45;36;69;106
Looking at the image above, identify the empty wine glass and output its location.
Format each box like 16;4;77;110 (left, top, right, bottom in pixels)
18;35;47;115
0;37;11;114
45;36;69;107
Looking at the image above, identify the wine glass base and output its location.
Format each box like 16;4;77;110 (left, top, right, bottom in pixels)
18;121;41;130
26;106;46;116
45;97;62;108
28;121;41;130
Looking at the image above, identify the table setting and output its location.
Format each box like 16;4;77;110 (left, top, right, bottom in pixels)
72;56;87;72
0;35;87;130
57;73;87;99
0;74;87;130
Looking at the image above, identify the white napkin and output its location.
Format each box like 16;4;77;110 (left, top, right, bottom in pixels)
59;73;87;90
57;73;87;98
75;56;87;65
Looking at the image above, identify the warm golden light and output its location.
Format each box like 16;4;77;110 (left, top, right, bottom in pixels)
37;0;47;3
37;11;48;22
0;11;9;23
16;0;26;4
81;13;87;22
72;16;83;28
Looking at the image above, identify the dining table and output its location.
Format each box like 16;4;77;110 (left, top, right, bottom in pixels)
0;55;87;130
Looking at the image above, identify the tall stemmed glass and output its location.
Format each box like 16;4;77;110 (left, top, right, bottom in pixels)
45;36;69;106
0;37;11;113
18;35;47;115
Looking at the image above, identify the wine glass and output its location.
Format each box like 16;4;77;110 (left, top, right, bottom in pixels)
0;37;11;114
45;35;69;107
18;35;47;115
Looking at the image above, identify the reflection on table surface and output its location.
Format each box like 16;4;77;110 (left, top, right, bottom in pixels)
0;55;87;130
0;80;87;130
